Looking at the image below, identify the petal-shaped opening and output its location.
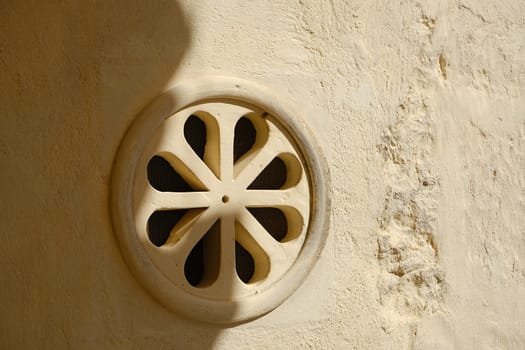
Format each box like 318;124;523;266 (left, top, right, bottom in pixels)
147;156;194;192
184;115;207;159
246;206;304;243
147;209;189;246
233;112;270;177
184;220;220;287
233;116;257;162
247;153;303;190
235;241;255;283
185;112;220;179
247;207;287;242
235;221;270;284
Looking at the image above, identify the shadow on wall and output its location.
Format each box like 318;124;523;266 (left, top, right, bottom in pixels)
0;1;232;348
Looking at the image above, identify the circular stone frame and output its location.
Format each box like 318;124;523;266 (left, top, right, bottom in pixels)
111;76;330;324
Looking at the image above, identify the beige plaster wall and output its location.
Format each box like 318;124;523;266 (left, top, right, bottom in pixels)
1;0;524;349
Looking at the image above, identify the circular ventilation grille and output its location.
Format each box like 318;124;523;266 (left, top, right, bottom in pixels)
111;77;329;323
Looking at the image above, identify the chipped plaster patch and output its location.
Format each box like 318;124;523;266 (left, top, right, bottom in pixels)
376;92;445;325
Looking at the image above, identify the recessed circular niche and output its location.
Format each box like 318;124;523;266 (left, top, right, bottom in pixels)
111;76;330;324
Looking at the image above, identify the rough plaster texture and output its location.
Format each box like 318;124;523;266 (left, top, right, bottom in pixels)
1;0;524;349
